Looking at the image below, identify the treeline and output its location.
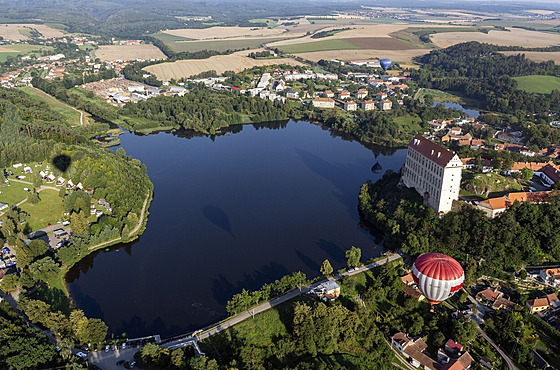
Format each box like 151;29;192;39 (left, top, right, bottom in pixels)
359;171;560;273
31;76;119;122
311;28;350;39
122;61;162;87
121;88;290;133
292;96;465;147
226;272;308;315
413;42;560;115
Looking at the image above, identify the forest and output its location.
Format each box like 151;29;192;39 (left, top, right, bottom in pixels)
0;86;152;367
359;171;560;273
121;88;290;133
413;42;560;116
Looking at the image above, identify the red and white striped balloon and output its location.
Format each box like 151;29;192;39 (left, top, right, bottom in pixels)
412;253;464;304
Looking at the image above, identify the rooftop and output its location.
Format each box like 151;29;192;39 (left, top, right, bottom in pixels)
408;134;457;168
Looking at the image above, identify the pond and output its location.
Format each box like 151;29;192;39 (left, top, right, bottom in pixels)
66;120;407;338
437;102;480;118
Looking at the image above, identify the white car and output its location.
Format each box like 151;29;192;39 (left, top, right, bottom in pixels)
76;352;87;360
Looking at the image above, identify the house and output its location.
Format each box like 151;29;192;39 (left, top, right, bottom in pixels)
312;97;335;109
169;86;187;96
505;161;552;176
273;80;286;92
356;89;368;99
441;352;473;370
477;191;551;219
379;99;392;110
539;268;560;287
338;91;351;100
429;120;450;132
86;188;94;196
46;174;56;183
360;100;376;111
401;272;415;286
312;280;341;301
547;293;560;309
323;90;334;98
66;179;74;189
539;164;560;187
286;91;299;99
460;158;493;173
497;131;524;145
527;297;550;314
401;135;463;213
475;287;515;310
55;177;66;186
376;92;387;101
476;288;503;303
343;101;357;111
391;333;439;370
449;127;462;136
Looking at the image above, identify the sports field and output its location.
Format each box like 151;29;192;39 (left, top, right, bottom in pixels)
513;75;560;94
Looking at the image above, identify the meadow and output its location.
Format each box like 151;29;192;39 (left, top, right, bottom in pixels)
513;75;560;94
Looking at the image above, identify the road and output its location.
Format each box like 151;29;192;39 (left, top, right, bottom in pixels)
465;292;517;370
193;254;402;341
89;254;401;369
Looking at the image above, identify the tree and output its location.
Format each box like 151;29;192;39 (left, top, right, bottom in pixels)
58;187;66;198
80;319;108;345
453;317;477;344
520;168;533;180
32;171;42;188
28;239;48;260
170;348;186;368
345;246;362;269
320;259;333;277
0;274;19;292
70;210;89;234
28;189;40;204
22;299;51;324
29;257;60;285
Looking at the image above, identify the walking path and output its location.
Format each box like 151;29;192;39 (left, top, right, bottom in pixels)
465;293;517;370
188;254;402;342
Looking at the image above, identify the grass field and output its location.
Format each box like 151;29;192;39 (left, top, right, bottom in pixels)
278;39;361;53
95;44;166;61
389;26;492;48
20;86;85;126
249;18;279;28
163;26;285;40
0;23;66;40
19;189;64;231
513;75;560;94
0;43;53;61
0;180;29;209
168;37;291;53
151;31;193;43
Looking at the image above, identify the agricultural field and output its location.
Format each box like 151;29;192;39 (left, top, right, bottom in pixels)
0;23;66;40
513;75;560;94
161;26;286;40
249;18;278;28
94;44;166;61
294;49;428;66
277;39;361;54
0;44;54;61
166;37;292;53
389;26;493;48
431;27;560;48
502;51;560;64
19;86;86;126
144;49;303;80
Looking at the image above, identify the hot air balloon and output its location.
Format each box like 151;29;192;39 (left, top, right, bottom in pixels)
412;253;464;304
380;58;392;71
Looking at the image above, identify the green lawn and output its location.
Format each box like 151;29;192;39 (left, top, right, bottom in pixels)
19;189;64;231
20;86;85;126
18;28;32;37
513;75;560;94
0;180;29;208
249;18;279;28
278;39;362;54
0;44;53;61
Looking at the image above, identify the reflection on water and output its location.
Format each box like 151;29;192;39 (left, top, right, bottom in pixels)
67;120;406;337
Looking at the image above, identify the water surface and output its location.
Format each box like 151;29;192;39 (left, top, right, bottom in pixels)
66;121;406;337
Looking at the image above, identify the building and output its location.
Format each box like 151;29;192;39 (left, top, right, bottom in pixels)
401;135;463;213
477;191;551;219
0;202;8;211
379;99;392;110
311;280;341;301
356;89;368;99
391;333;439;370
527;297;551;314
323;90;334;98
539;164;560;187
376;92;387;101
286;91;299;99
338;91;351;100
360;100;376;111
312;97;335;109
343;101;357;111
539;268;560;287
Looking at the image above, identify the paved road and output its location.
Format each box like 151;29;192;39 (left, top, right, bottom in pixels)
88;347;137;370
465;292;517;370
193;254;401;341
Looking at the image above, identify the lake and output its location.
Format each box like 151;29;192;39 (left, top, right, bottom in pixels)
66;120;406;338
437;102;480;118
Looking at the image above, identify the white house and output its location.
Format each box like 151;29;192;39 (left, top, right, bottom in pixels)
401;135;463;213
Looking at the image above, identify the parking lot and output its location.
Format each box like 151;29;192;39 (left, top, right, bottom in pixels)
88;346;138;370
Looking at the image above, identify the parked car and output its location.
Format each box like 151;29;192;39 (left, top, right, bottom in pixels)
76;352;87;360
116;360;125;366
130;361;136;368
105;345;110;352
122;342;127;349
